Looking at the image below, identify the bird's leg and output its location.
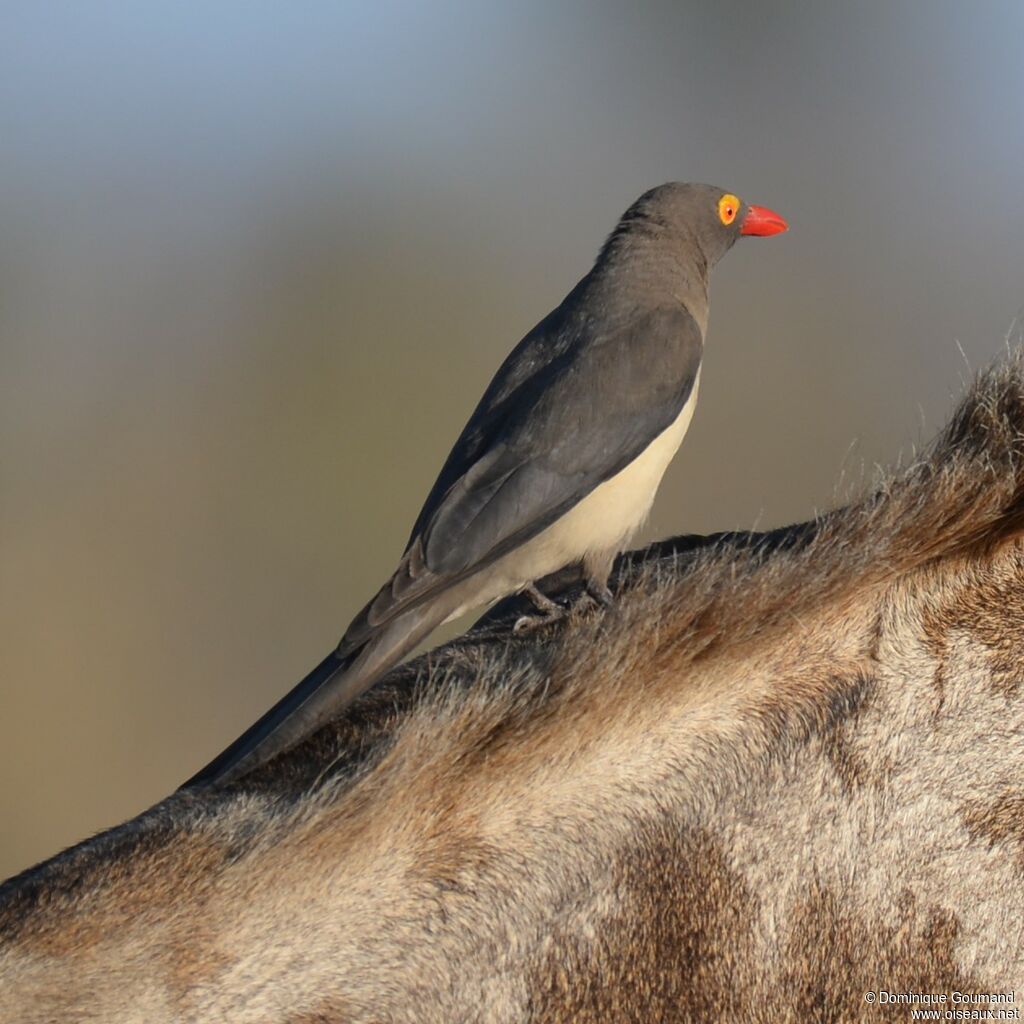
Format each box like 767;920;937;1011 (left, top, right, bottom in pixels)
581;552;617;611
585;578;615;609
513;583;567;634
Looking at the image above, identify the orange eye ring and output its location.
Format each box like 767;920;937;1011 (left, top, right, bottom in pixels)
718;193;740;226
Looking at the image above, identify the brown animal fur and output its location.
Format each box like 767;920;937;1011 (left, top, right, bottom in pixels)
5;352;1024;1021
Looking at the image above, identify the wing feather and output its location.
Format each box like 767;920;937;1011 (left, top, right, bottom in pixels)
338;304;702;654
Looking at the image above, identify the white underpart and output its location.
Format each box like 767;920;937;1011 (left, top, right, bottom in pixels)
447;371;701;619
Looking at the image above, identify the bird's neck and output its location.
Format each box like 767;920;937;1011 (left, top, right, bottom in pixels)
589;232;710;333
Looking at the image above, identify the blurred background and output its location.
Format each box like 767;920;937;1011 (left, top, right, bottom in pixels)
3;0;1023;878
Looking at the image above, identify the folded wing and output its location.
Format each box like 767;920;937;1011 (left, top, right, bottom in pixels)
341;304;703;653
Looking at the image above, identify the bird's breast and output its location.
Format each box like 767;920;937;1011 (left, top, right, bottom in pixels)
558;369;701;554
448;372;701;619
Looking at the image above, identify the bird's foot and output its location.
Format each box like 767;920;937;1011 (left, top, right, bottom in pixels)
584;579;616;610
513;584;567;634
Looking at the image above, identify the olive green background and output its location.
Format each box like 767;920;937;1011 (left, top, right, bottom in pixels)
3;1;1023;878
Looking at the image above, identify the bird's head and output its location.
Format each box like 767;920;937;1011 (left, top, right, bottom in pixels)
611;182;788;271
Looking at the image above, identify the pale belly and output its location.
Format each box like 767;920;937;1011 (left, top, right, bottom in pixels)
447;373;700;618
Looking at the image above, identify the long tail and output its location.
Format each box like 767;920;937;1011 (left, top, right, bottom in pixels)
180;600;453;789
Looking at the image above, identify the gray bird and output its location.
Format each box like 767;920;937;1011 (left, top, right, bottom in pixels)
184;182;787;787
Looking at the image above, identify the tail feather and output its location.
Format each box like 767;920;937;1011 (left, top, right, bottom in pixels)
181;600;452;789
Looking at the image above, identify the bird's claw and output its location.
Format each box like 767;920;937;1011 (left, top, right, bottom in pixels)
513;607;566;634
585;581;616;610
514;584;568;633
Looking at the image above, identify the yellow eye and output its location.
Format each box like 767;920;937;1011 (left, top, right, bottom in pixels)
718;193;740;226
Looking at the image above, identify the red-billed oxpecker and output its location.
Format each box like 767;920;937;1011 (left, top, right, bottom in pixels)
184;182;788;787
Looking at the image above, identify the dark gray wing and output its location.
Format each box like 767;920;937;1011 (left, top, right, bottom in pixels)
340;303;703;652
